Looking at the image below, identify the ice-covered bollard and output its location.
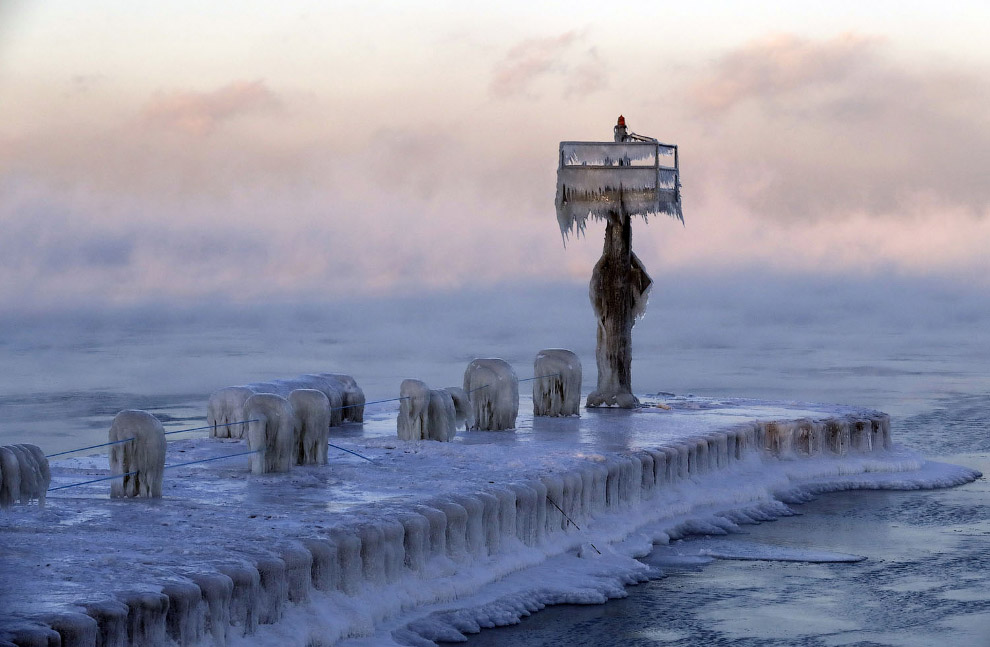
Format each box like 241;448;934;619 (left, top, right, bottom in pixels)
397;379;430;441
533;349;582;417
463;358;519;431
396;381;457;442
206;372;364;439
288;389;330;465
425;390;457;442
108;410;166;498
300;374;345;426
207;386;255;439
0;444;50;508
244;394;295;474
319;373;366;422
444;387;474;430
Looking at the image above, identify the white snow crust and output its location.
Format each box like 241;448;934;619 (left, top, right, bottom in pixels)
0;395;980;647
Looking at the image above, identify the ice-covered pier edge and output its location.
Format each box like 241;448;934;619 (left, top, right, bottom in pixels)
0;398;981;647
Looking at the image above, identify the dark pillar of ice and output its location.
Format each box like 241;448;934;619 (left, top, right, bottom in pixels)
586;200;652;409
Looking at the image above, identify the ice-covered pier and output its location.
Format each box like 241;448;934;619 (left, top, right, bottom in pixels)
0;395;979;647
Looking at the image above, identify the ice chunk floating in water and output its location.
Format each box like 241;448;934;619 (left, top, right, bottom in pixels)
647;538;867;565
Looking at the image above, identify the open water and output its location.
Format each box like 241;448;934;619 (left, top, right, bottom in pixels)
0;275;988;645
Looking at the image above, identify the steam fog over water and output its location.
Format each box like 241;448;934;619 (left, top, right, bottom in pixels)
2;273;987;454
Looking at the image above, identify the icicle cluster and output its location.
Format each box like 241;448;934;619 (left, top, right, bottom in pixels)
245;394;296;474
397;380;466;442
555;141;682;240
463;359;519;431
533;349;582;417
109;410;166;498
0;444;50;508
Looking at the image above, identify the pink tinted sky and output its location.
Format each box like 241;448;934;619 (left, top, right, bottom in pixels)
1;1;989;309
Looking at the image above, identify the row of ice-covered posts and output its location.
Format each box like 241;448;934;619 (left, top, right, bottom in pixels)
0;350;583;507
158;351;583;492
0;347;894;508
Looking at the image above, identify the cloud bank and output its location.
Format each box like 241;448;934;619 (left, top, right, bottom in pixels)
489;31;607;98
687;33;990;221
2;31;990;311
142;80;280;136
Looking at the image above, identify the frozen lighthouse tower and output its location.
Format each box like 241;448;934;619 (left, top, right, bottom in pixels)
555;116;682;408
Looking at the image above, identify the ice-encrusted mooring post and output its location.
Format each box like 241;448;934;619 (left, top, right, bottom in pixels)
555;116;682;408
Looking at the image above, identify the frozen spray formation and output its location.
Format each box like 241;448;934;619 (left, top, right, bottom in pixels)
108;410;166;499
396;379;458;442
463;358;519;430
397;379;430;441
0;398;981;647
0;444;49;508
288;389;331;466
425;389;457;442
244;393;296;474
207;374;364;439
443;386;474;431
533;349;582;417
554;140;682;240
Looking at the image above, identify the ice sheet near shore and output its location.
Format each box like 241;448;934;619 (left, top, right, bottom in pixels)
0;395;980;647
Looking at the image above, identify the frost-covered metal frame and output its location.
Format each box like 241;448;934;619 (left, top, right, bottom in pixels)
555;140;682;239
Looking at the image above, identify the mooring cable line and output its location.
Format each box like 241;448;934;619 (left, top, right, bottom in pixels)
161;448;262;470
47;449;264;492
45;420;259;458
47;470;140;492
45;437;136;458
331;396;408;412
520;373;561;382
328;443;376;463
164;420;259;436
468;372;562;394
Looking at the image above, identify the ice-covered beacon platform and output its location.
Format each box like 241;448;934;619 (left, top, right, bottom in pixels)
0;395;980;647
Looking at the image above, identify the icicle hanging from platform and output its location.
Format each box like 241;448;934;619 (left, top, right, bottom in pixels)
555;141;682;240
